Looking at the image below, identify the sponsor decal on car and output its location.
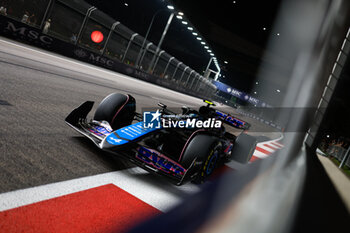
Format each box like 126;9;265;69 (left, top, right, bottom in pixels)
215;111;247;128
106;122;159;145
136;147;186;176
106;133;128;146
88;125;111;137
118;122;158;140
224;142;234;153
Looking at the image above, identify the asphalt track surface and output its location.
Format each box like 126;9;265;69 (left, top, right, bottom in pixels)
0;37;280;194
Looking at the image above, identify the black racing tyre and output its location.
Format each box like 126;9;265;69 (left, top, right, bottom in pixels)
195;143;221;183
94;93;136;130
180;134;222;183
230;133;256;164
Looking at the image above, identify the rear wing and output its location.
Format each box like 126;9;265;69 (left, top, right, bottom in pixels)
215;110;250;130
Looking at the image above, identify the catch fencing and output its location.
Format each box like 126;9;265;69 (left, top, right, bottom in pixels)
327;145;350;167
0;0;216;99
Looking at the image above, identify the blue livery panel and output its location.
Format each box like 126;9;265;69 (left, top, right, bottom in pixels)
106;122;159;145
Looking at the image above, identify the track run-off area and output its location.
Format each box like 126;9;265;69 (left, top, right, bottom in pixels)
0;37;283;232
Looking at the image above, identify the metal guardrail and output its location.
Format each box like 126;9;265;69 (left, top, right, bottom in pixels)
235;109;283;131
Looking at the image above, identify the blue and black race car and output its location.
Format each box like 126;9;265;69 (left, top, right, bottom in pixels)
65;93;256;185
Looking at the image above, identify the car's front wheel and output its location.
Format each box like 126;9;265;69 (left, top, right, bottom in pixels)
93;93;136;130
180;134;222;183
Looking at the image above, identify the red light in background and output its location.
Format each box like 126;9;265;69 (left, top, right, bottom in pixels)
91;31;104;43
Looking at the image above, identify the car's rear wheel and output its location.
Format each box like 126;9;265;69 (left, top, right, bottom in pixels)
94;93;136;130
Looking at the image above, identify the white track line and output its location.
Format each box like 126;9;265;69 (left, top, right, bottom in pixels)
257;144;277;153
259;133;284;145
253;150;270;159
252;135;284;158
0;167;200;213
262;143;281;150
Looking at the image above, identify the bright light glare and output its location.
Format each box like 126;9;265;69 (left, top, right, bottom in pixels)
224;61;228;64
204;46;209;49
210;53;214;56
176;15;183;19
192;32;198;36
187;27;193;31
167;5;174;10
201;42;205;45
178;12;184;16
207;50;212;53
91;31;104;43
196;37;202;40
182;21;188;25
124;3;128;6
277;89;281;93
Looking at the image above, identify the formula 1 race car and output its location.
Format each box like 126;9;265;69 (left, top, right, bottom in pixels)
65;93;256;185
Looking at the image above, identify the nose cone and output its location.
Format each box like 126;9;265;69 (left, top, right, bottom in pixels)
101;133;128;149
